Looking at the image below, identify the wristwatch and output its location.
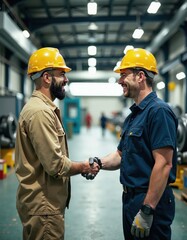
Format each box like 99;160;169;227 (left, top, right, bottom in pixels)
141;204;154;215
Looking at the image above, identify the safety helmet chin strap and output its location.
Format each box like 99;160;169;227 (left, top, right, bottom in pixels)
132;67;155;79
144;70;155;79
30;71;43;81
30;68;54;81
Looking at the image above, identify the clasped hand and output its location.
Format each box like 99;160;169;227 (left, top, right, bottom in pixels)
82;157;102;180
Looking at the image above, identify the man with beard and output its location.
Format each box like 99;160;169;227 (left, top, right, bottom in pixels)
15;47;100;240
88;48;178;240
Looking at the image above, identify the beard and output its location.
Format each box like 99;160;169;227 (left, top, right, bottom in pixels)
50;76;66;100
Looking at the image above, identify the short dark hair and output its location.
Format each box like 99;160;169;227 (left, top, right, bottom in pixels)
131;68;155;87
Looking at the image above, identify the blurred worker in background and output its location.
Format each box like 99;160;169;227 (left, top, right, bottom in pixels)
85;111;92;130
15;47;100;240
100;112;108;137
85;48;178;240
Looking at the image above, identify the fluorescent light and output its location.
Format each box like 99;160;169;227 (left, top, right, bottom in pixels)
22;30;30;38
176;72;186;80
88;22;98;30
147;1;161;14
108;77;116;83
132;28;144;39
69;82;123;96
87;2;97;15
113;61;121;72
88;45;97;55
88;66;96;74
124;45;134;54
116;61;121;67
157;81;165;90
88;58;97;67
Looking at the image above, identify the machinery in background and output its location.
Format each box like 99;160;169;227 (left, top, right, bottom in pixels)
0;114;17;148
0;113;17;168
177;114;187;154
171;113;187;189
107;112;124;139
0;93;23;169
0;94;23;120
62;98;81;138
106;108;131;139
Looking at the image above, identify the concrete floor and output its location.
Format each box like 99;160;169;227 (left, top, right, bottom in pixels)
0;126;187;240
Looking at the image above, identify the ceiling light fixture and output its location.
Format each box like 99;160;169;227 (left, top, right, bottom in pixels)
88;66;97;74
132;14;144;39
132;27;144;39
147;1;161;14
116;61;121;67
108;77;116;83
88;22;98;31
176;72;186;80
88;45;97;55
157;81;165;90
124;45;134;54
87;1;97;15
88;58;97;67
69;82;122;97
22;30;30;38
113;60;121;72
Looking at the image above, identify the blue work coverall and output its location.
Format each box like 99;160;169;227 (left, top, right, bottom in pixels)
118;92;178;240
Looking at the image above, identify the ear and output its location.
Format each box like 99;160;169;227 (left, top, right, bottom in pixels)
42;72;51;85
137;71;146;84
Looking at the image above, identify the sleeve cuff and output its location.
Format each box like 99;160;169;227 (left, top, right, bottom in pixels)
56;156;72;178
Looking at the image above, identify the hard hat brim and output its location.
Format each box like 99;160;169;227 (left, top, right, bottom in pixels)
62;66;72;72
113;66;123;73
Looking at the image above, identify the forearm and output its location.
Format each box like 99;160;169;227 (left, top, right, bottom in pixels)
101;150;121;170
143;160;172;209
65;162;85;176
66;161;99;177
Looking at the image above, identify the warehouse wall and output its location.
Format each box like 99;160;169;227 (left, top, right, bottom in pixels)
0;46;5;95
0;62;5;95
168;30;186;111
151;29;186;113
9;68;21;93
24;76;33;102
81;96;124;125
169;30;185;59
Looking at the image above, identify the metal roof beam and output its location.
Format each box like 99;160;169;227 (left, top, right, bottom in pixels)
53;41;148;49
29;14;172;31
65;55;122;61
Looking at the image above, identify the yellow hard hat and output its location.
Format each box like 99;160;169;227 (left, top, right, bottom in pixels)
114;48;158;74
27;47;71;75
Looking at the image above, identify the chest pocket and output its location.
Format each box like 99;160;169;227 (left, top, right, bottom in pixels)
127;127;143;153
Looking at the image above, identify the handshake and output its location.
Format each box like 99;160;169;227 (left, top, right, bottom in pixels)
82;157;102;180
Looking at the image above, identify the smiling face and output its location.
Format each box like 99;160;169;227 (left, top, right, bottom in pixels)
49;69;69;100
118;68;140;100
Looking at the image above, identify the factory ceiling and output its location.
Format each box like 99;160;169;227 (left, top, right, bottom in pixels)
2;0;187;77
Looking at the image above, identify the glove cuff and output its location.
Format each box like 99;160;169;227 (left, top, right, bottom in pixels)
93;157;103;169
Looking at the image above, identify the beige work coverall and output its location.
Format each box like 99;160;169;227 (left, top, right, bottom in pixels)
15;90;72;240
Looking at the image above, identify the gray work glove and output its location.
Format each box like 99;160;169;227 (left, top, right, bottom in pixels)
131;210;153;238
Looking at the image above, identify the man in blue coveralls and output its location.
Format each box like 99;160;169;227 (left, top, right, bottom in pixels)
91;48;178;239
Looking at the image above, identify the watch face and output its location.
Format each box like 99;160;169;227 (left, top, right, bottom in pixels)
141;204;153;215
